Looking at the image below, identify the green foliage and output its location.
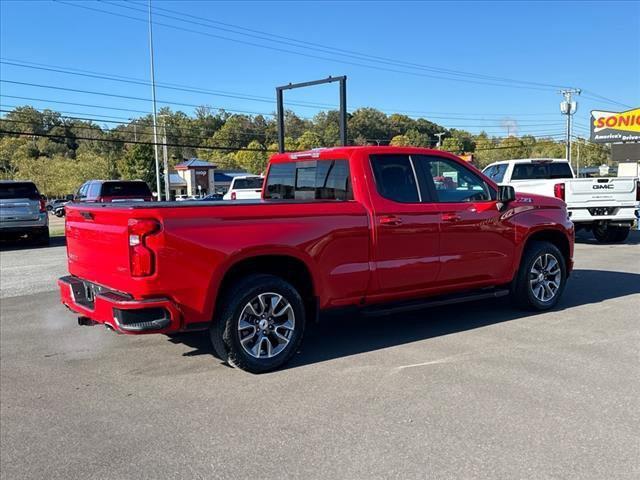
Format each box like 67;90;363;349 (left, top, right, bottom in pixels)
0;105;613;196
235;140;268;174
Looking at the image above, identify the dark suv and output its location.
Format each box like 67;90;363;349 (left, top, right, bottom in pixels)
75;180;153;203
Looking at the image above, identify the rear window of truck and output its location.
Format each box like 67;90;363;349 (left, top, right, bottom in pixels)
511;163;573;180
0;182;39;199
233;177;264;190
265;160;352;201
101;182;152;197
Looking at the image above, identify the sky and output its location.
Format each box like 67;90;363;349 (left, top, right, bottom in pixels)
1;0;639;140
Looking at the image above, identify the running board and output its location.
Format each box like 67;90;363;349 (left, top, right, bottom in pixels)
362;288;510;317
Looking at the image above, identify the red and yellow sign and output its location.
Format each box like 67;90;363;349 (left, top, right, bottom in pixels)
590;107;640;143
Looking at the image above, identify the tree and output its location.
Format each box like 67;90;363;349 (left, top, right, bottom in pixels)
441;137;463;154
348;108;389;144
389;135;410;146
119;144;155;186
235;140;268;174
296;131;323;150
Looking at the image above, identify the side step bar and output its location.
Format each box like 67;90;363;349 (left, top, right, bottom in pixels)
362;288;510;317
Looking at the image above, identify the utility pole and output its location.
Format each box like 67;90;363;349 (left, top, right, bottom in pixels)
148;0;162;200
435;132;446;148
560;88;581;169
162;120;170;201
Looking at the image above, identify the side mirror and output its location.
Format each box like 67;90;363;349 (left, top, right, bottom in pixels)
498;185;516;203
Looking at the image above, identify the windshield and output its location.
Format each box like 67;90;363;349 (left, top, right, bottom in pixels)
0;182;39;199
233;177;263;190
101;182;152;197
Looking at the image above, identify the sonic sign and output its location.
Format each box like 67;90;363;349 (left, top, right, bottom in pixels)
590;107;640;143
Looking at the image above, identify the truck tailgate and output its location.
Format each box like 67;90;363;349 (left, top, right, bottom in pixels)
65;206;133;289
566;177;637;206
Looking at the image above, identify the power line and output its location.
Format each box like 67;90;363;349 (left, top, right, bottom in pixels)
1;59;574;121
0;79;282;117
0;129;277;153
114;0;572;91
53;0;569;92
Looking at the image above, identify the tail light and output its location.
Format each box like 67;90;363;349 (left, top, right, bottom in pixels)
554;183;565;201
128;218;161;277
231;191;237;200
39;198;46;213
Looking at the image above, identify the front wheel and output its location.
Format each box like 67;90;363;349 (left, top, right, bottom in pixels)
512;241;567;311
210;274;306;373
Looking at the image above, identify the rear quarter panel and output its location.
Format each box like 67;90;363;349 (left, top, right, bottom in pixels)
66;201;371;327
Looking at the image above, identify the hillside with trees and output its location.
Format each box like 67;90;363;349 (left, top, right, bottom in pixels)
0;105;609;196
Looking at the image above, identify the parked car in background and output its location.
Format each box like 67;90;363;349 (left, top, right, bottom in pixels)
59;146;574;373
0;180;49;244
483;158;639;243
46;198;67;211
75;180;153;203
200;193;224;201
223;175;264;200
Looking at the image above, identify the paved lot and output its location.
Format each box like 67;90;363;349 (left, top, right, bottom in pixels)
1;232;639;479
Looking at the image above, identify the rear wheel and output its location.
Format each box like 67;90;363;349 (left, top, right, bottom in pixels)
32;228;50;246
210;274;306;373
593;223;629;243
512;241;567;311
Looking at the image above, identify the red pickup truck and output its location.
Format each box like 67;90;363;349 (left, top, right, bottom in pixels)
59;146;574;372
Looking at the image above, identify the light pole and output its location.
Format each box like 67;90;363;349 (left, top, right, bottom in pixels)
435;132;446;148
560;88;581;169
148;0;161;199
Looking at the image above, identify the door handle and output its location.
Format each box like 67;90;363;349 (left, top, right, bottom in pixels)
379;215;403;226
441;212;461;222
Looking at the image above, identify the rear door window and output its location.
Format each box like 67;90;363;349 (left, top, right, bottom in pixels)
369;154;420;203
265;160;352;200
101;182;152;197
0;182;39;199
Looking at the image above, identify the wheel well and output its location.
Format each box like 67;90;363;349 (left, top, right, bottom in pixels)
523;230;571;266
216;255;316;315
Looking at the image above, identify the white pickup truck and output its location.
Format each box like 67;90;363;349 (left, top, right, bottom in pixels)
482;158;639;243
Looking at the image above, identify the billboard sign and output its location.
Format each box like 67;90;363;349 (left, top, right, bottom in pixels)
590;107;640;143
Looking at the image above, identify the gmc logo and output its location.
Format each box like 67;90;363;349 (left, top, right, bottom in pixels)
593;184;614;190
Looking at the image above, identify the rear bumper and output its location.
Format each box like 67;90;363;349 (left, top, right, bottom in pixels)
58;275;181;334
568;205;637;224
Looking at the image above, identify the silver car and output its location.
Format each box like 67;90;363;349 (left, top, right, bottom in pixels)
0;181;49;244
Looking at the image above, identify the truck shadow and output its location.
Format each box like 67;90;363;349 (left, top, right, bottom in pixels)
168;268;640;370
575;229;640;245
0;236;66;251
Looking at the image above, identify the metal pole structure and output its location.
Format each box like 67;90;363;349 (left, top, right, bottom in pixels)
148;0;162;200
435;132;446;148
276;88;285;153
576;140;581;178
276;76;347;153
162;121;170;201
339;77;347;147
560;88;581;168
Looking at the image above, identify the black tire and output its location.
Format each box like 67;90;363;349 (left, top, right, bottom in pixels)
32;229;50;246
593;223;621;243
613;226;630;243
512;241;567;311
210;274;306;373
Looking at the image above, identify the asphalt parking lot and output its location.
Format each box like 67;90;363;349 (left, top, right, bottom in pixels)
1;232;639;480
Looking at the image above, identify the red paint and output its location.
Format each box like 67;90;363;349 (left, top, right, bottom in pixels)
59;146;574;334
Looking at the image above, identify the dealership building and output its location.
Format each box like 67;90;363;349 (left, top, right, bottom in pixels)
168;158;217;198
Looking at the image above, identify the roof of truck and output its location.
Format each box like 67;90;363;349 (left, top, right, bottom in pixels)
269;145;454;163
